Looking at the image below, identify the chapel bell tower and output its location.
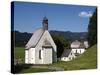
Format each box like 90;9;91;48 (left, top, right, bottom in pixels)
42;16;48;30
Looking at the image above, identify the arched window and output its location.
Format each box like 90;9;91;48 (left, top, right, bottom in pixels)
39;50;41;59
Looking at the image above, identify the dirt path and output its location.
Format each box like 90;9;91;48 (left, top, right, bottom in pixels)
31;66;64;71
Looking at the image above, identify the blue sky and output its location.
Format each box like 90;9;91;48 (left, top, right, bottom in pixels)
13;1;96;33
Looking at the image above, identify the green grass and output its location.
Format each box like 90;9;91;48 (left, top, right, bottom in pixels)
51;44;97;70
19;68;51;73
14;47;25;62
14;47;51;73
14;44;97;73
14;64;51;73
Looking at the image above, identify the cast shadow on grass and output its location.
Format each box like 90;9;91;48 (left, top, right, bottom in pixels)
14;64;33;73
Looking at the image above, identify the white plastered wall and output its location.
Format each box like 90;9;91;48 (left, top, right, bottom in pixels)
72;48;86;54
28;48;35;64
43;48;52;64
25;50;28;64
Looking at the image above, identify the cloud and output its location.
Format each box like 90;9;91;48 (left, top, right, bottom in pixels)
79;11;93;18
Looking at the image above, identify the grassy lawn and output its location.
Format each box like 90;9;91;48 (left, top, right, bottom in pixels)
14;47;25;62
14;64;52;73
19;68;51;73
14;44;97;73
51;44;97;70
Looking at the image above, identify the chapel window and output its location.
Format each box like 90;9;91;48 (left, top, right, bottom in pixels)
39;50;42;59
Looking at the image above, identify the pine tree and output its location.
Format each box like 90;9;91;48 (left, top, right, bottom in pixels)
88;8;97;46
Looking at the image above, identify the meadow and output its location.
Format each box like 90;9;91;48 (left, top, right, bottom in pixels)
14;44;97;73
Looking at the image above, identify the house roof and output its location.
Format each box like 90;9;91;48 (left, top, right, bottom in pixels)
61;49;72;57
71;40;86;49
25;28;45;49
71;40;80;48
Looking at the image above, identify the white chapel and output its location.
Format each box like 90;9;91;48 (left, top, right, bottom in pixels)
25;17;57;64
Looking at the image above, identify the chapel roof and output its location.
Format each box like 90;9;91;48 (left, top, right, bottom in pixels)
25;28;45;49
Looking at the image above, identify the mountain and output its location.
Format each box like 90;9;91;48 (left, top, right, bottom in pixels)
50;30;87;41
13;31;32;47
13;30;88;47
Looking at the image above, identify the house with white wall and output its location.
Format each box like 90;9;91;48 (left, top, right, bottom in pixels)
61;49;76;61
71;40;86;55
84;41;89;48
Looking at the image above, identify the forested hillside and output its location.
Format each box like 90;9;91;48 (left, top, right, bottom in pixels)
13;30;87;47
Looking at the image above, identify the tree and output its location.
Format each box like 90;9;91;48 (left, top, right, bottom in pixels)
88;8;97;46
51;34;70;58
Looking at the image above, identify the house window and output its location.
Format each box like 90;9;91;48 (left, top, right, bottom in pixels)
39;50;41;59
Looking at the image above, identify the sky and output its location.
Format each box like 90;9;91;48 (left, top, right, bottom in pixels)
13;1;96;33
